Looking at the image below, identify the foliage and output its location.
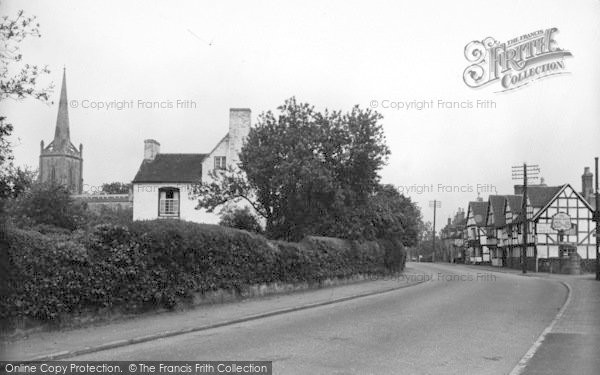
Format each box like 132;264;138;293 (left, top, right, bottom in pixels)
84;206;133;228
1;10;52;102
0;10;51;214
8;182;87;230
1;220;401;323
218;206;263;233
100;182;131;195
0;117;13;169
0;165;36;200
0;164;36;213
194;97;393;241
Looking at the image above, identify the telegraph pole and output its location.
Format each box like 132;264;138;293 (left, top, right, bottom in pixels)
512;163;540;274
429;200;441;262
594;157;599;281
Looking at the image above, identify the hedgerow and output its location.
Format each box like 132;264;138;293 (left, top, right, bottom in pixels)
1;220;406;323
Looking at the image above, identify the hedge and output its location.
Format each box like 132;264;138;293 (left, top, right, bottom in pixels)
1;220;406;323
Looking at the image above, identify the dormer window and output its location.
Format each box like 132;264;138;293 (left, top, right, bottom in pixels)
214;156;226;171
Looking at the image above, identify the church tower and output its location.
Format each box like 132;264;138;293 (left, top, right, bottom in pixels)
39;68;83;194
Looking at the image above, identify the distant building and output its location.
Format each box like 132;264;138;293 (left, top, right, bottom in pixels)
440;208;466;263
39;68;83;193
465;198;489;264
581;166;597;210
132;108;251;223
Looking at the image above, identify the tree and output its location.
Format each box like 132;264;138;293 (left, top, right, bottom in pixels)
219;206;263;233
101;182;131;194
194;97;391;241
368;184;422;246
1;10;52;102
0;165;36;200
9;182;87;230
0;10;52;213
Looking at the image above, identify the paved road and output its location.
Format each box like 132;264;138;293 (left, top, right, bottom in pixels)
72;263;567;374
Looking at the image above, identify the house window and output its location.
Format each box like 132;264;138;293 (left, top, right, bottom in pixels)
214;156;226;171
159;188;180;217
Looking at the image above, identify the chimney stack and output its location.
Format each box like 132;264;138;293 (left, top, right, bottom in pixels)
144;139;160;161
582;166;593;200
227;108;251;168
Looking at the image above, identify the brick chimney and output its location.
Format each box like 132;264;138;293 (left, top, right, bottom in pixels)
582;167;593;200
227;108;251;168
144;139;160;161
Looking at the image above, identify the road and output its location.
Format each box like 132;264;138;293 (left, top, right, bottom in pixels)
72;263;567;374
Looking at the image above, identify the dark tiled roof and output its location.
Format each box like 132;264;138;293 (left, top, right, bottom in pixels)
468;201;489;227
527;185;563;207
487;195;506;228
132;153;206;183
505;195;523;214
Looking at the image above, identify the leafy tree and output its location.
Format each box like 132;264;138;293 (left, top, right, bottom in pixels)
0;10;52;213
368;184;422;246
1;10;52;102
101;182;131;194
194;97;391;241
219;206;263;233
0;165;36;200
9;182;87;230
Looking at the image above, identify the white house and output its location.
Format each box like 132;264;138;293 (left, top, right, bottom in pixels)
132;108;251;223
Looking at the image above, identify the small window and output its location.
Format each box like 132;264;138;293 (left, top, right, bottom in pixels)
159;188;180;217
214;156;226;171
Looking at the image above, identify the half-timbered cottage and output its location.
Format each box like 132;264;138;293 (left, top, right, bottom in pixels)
530;184;595;272
465;200;489;263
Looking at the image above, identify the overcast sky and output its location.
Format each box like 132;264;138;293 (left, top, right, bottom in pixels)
2;0;599;225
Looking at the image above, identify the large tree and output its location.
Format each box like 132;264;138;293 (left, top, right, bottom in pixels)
0;10;52;210
194;97;398;241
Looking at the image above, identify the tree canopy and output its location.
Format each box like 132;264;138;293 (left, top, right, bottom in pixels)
194;97;422;246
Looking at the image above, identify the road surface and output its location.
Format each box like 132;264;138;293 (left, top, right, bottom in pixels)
72;263;567;374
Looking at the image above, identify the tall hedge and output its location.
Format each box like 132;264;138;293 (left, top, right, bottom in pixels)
2;220;405;323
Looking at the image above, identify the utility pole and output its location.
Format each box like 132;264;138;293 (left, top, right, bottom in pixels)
512;163;540;274
429;200;441;262
594;157;599;281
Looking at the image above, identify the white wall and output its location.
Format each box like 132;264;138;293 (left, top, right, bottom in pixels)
132;182;219;223
201;136;229;182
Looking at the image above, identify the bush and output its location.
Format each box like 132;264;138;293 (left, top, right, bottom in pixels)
7;182;87;231
84;206;133;228
2;220;403;324
218;206;262;234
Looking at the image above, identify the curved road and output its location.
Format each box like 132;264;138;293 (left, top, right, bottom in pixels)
73;263;567;374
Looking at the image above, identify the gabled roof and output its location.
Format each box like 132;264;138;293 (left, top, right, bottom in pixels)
505;195;523;214
532;183;594;220
527;185;563;207
132;153;207;183
486;195;506;228
467;201;488;227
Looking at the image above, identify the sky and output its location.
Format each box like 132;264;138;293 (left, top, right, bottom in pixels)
2;0;599;227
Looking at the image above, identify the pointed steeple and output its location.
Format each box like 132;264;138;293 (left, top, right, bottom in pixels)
53;67;70;149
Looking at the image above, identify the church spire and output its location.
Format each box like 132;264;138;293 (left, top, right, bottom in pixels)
53;67;70;148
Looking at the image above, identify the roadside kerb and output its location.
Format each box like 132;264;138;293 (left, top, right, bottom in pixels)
22;273;432;362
